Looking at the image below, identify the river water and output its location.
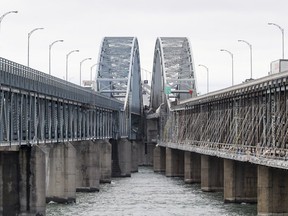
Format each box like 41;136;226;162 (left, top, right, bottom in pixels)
46;167;256;216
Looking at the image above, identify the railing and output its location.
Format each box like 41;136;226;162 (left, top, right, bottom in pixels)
0;57;123;111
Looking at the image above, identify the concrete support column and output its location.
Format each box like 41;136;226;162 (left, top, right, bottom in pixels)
258;166;288;215
224;159;257;203
201;155;223;192
184;152;201;184
165;147;184;177
46;142;76;203
19;146;46;215
138;141;154;166
0;146;46;216
118;139;132;177
111;139;132;177
72;140;100;192
153;145;166;172
131;141;138;173
99;140;112;183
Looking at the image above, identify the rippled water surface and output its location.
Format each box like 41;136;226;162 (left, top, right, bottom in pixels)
47;167;256;216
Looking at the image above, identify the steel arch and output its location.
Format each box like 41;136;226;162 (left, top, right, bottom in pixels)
96;37;143;139
150;37;197;111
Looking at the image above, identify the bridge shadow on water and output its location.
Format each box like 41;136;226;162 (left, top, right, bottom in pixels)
47;167;256;216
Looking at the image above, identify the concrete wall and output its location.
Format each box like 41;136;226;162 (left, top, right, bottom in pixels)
201;155;223;192
184;152;201;184
224;159;257;203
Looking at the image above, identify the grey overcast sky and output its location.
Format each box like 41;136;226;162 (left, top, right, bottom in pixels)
1;0;287;94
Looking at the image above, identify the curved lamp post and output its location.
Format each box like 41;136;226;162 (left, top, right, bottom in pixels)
27;28;44;67
90;63;98;81
0;10;18;33
220;49;234;85
66;49;79;81
49;39;64;75
80;58;92;85
198;64;209;93
238;40;252;79
268;22;285;59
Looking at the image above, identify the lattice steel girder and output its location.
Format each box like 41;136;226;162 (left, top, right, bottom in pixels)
161;69;288;164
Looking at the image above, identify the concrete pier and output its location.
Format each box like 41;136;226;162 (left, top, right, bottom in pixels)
73;140;100;192
0;146;46;216
184;152;201;184
111;139;132;177
258;166;288;215
99;140;112;183
224;159;257;203
138;141;154;166
131;141;139;173
153;145;166;172
165;147;184;177
45;142;76;203
201;155;223;192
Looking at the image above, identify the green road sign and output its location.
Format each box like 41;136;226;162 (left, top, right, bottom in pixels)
164;86;171;94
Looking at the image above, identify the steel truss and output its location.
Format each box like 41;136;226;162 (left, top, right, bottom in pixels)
150;37;197;112
0;57;127;146
97;37;143;139
161;71;288;168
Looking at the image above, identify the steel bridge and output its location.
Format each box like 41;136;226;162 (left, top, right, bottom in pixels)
148;37;288;170
148;37;288;215
1;35;288;215
0;37;142;146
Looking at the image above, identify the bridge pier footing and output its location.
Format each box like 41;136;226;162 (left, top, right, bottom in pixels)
258;166;288;215
201;155;223;192
184;152;201;184
0;146;46;216
153;146;166;172
165;148;184;177
73;140;100;192
45;142;76;204
224;159;257;203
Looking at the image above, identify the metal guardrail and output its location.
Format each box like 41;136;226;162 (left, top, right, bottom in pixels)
0;57;124;111
160;139;288;170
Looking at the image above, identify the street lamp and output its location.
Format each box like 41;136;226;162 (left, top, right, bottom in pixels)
80;58;92;85
198;64;209;93
0;10;18;34
220;49;234;85
268;22;285;59
66;49;79;81
49;39;64;75
238;40;253;79
27;28;44;67
90;63;98;81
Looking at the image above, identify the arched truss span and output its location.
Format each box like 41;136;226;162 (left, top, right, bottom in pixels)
150;37;197;111
96;37;143;139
